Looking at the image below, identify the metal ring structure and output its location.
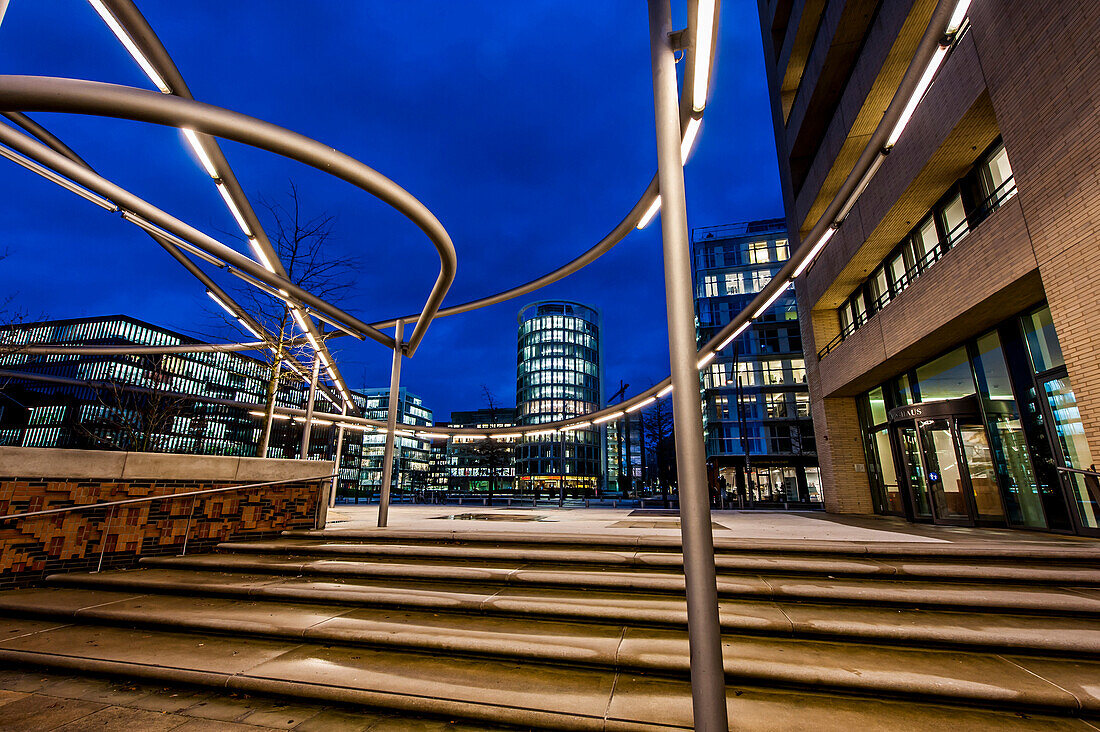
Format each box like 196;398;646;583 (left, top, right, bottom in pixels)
0;0;971;439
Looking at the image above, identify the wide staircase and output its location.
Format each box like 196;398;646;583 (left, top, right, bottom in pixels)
1;528;1100;730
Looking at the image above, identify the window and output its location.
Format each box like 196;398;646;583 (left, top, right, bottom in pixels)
871;268;889;307
940;192;969;245
982;142;1014;200
748;240;770;264
1021;305;1064;373
775;239;790;260
915;346;975;401
913;217;939;265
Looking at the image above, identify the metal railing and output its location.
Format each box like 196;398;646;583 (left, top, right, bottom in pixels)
818;176;1018;360
0;474;336;572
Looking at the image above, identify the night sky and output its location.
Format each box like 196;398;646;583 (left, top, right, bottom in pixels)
0;1;781;420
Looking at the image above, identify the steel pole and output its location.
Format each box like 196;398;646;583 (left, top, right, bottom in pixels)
377;320;404;527
646;0;728;728
300;356;321;458
331;401;347;507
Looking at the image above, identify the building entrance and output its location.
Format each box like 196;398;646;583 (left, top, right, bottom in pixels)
889;396;1005;526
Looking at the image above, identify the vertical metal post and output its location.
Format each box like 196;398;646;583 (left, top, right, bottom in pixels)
180;498;197;556
377;319;404;527
96;506;116;573
259;336;285;458
647;0;728;728
331;401;347;507
300;356;321;459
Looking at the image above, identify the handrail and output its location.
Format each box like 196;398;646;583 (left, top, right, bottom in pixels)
1;472;336;570
1056;465;1100;479
0;474;337;521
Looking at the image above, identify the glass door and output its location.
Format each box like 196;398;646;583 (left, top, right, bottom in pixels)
897;426;932;518
958;422;1005;521
1040;376;1099;534
919;419;971;523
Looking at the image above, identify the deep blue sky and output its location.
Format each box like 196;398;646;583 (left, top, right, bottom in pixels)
0;1;781;420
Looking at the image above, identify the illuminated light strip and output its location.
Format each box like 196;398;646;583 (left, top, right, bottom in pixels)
417;431;448;439
697;351;716;368
946;0;972;34
681;118;701;163
0;144;118;211
717;322;751;351
692;0;716;112
291;308;311;334
87;0;171;93
216;180;253;237
249;410;289;421
206;290;236;318
248;237;276;272
637;196;661;229
560;422;591;432
792;227;837;277
456;434;486;440
886;45;949;148
593;411;623;424
236;319;262;339
752;281;793;318
526;429;555;437
120;211;226;268
657;384;673;398
625;396;656;413
182;128;218;179
393;429;413;436
836;152;886;223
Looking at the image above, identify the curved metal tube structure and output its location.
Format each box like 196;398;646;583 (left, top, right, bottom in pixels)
0;0;972;440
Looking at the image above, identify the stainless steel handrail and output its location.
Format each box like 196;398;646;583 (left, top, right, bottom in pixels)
1056;465;1100;479
1;473;336;570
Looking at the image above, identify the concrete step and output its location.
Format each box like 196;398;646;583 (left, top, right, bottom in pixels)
132;553;1100;616
40;568;1100;653
285;528;1100;563
3;585;1100;714
233;538;1100;584
0;615;1096;729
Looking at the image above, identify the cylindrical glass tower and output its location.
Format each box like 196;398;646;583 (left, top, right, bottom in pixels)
516;301;604;496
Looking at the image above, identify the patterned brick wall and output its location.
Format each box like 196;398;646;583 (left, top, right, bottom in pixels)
0;476;322;588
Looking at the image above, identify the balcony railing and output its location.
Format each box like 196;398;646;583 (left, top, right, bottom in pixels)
817;176;1016;360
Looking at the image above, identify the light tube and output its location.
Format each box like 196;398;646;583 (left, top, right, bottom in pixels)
87;0;171;93
560;422;591;432
625;396;656;413
0;145;118;211
657;384;673;398
249;411;289;421
526;430;554;437
182;128;218;179
121;212;227;268
248;237;276;273
305;332;320;350
637;196;661;229
692;0;716;111
417;432;448;439
681;118;701;163
836;152;885;223
717;321;751;351
593;411;623;424
946;0;972;34
792;227;837;277
291;308;310;333
697;351;716;368
236;319;262;340
753;281;793;318
206;290;236;318
304;308;362;339
216;181;252;238
886;45;949;148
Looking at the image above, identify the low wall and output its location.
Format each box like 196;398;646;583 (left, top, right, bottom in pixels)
0;447;334;588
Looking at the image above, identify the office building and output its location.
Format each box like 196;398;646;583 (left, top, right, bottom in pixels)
515;301;605;496
354;388;434;496
757;1;1100;533
693;219;821;503
426;408;518;494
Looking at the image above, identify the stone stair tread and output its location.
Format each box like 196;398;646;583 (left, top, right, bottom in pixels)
36;569;1100;655
134;553;1100;614
222;540;1100;583
283;529;1100;562
0;616;1095;729
5;587;1100;711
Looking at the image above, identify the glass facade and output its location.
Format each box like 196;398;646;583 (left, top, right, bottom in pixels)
351;388;434;497
692;219;819;505
515;301;603;496
856;304;1098;535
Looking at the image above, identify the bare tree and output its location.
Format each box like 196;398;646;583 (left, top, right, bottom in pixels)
641;397;676;508
461;386;514;506
210;181;360;458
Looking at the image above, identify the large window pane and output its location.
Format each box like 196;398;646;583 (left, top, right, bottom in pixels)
1043;377;1099;529
868;386;888;426
940;192;969;245
914;219;939;264
1022;305;1065;373
915;347;975;401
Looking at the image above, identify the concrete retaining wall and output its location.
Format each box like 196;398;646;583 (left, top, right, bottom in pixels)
0;447;334;588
